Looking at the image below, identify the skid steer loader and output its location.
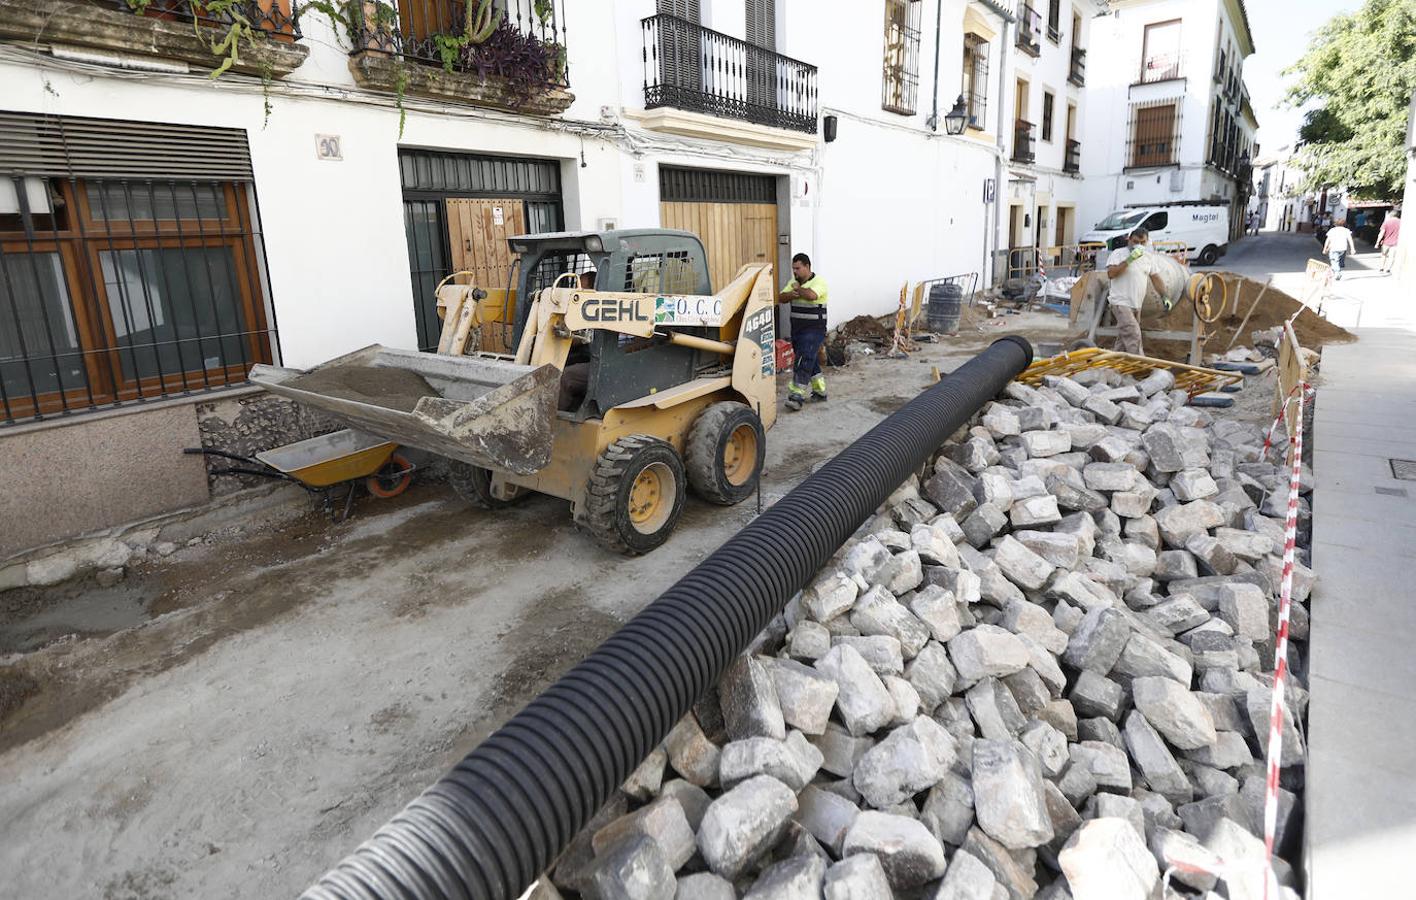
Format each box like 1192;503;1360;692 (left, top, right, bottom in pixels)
251;229;779;553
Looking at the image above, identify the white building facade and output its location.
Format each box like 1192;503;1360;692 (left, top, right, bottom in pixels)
1251;147;1311;232
1077;0;1257;240
0;0;1106;556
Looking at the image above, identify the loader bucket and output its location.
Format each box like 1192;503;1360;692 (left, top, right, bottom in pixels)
249;345;558;475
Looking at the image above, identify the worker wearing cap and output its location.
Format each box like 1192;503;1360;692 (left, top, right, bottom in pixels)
777;253;828;412
1104;228;1167;356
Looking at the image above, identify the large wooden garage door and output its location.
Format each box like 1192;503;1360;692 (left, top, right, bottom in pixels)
659;167;778;292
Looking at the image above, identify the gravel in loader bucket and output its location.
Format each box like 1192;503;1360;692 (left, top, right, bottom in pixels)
250;345;559;475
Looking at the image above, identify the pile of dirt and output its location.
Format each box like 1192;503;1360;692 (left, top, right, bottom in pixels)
1142;274;1355;350
833;314;893;346
285;365;437;413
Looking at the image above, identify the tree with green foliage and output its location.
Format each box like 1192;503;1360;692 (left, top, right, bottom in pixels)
1284;0;1416;200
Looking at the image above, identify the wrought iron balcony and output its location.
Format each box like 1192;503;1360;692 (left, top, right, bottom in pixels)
103;0;301;40
1012;119;1036;163
1068;46;1086;87
1139;53;1182;84
1015;3;1041;56
641;14;818;134
354;0;568;86
1064;139;1081;173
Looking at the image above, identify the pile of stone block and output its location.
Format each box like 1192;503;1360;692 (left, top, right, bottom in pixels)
546;364;1312;900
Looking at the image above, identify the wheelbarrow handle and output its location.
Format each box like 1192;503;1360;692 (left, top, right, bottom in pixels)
184;447;259;465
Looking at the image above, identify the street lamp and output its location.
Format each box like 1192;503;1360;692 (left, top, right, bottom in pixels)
944;95;968;136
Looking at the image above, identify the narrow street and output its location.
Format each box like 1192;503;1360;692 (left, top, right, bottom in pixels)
0;318;1065;900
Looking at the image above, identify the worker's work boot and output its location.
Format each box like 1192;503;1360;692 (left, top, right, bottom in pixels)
809;376;827;402
786;384;806;412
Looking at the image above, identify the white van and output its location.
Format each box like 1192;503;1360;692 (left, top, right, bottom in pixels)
1081;204;1231;266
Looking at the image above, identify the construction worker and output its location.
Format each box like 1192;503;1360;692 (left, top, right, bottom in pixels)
776;252;828;412
1104;228;1167;356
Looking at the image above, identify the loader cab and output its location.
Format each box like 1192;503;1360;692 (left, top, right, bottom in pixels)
507;229;716;419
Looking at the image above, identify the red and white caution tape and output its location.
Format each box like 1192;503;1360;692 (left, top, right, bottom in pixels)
1259;383;1308;900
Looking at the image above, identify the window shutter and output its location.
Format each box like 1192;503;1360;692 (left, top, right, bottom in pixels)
0;112;252;182
745;0;776;50
656;0;700;21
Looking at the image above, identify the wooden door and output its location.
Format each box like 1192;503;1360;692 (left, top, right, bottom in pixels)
444;198;526;350
660;200;777;293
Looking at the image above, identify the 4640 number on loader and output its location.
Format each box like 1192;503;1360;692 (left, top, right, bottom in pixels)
251;229;779;554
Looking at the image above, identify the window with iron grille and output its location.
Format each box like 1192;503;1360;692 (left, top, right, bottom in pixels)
1140;19;1182;84
0;113;273;426
882;0;922;116
962;33;990;129
1042;91;1055;142
1046;0;1061;42
1127;100;1182;168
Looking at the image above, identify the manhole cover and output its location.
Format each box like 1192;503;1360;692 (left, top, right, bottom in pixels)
1391;459;1416;481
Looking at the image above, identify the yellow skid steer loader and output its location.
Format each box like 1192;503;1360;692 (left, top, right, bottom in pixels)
251;229;778;553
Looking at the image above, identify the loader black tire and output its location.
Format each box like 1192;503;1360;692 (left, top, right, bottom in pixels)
686;401;765;506
579;435;685;555
447;460;523;509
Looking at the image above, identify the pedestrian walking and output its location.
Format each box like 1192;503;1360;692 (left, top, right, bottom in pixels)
1323;218;1357;280
776;253;828;412
1247;211;1260;236
1377;210;1401;275
1104;229;1168;356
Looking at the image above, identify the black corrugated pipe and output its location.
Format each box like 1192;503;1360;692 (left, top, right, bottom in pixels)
303;336;1034;900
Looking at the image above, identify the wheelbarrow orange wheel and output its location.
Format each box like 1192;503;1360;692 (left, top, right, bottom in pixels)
366;452;414;499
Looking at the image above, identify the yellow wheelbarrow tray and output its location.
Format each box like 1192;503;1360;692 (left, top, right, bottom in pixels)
184;429;419;521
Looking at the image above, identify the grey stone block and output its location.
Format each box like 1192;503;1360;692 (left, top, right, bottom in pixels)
660;780;711;831
675;872;736;900
623;747;667;801
809;723;875;778
1131;677;1218;750
1070;740;1132;792
966;677;1028;741
1148;828;1220;893
744;855;826;900
719;734;821;792
1069;670;1124;721
698;775;798;879
908;586;963;644
853;715;958;809
851;585;930;658
584;834;675;900
960;826;1039;900
1019;719;1069;778
664;714;721;787
822;854;891;900
1153;549;1199;582
842;812;947;888
970;739;1055;849
1113;632;1193;685
834;635;904;676
794;784;861;856
925;465;980;519
948;624;1030;685
1170;468;1219;502
920;770;976;847
1002;666;1052;717
1009;494;1063;529
1076;716;1124;749
962;503;1009;549
1057;818;1159;900
872;549;926;596
1063;607;1132;674
816;644;895;736
913;523;964;567
1122;710;1194;805
592;796;697;871
1217;583;1270;641
1154;500;1226;548
768;657;841;735
720;656;787;741
1185;533;1241;576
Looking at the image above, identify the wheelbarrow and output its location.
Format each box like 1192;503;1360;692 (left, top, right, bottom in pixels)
185;429;418;522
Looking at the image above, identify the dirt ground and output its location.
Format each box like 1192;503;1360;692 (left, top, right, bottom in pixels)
0;313;1081;899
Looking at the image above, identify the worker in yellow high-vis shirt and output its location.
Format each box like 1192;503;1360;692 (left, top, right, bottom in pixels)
776;252;828;412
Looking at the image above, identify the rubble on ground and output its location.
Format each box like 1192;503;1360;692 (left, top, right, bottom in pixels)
546;362;1310;899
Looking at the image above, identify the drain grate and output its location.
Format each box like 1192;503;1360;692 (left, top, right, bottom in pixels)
1375;486;1410;497
1391;459;1416;481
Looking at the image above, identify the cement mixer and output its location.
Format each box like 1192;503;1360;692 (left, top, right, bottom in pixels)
1066;249;1243;365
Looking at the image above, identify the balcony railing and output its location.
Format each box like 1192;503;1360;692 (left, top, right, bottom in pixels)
1012;119;1036;163
104;0;301;40
355;0;568;86
1064;139;1081;173
1015;3;1042;56
641;14;818;134
1068;46;1086;86
1139;53;1182;84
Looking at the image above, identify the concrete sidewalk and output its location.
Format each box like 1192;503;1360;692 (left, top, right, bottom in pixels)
1306;328;1416;897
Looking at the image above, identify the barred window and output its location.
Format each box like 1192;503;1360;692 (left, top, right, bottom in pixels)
962;33;990;129
1;177;272;424
1042;91;1056;142
1128;101;1182;168
882;0;922;116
